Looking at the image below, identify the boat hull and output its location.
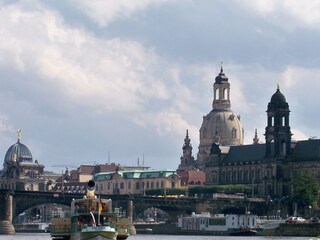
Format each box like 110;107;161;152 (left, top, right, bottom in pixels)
80;231;117;240
229;229;257;236
80;226;117;240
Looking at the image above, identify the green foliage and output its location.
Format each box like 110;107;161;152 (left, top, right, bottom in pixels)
292;171;319;208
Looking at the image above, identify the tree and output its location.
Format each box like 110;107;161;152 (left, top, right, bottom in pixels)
292;171;319;208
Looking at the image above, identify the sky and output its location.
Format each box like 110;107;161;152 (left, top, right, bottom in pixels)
1;0;320;173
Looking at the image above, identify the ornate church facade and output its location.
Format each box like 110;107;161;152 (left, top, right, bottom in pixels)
0;130;46;191
178;65;320;198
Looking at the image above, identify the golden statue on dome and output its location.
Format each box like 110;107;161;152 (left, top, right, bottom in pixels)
17;129;21;142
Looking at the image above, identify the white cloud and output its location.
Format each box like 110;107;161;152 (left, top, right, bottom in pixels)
238;0;320;30
0;114;14;132
71;0;174;27
0;2;174;113
0;1;203;159
281;65;320;90
1;0;319;171
292;128;308;141
134;109;199;142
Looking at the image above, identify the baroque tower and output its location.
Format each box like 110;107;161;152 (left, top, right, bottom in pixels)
265;85;292;157
178;130;196;170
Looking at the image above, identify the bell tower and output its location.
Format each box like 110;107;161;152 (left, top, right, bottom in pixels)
212;62;231;110
265;85;292;157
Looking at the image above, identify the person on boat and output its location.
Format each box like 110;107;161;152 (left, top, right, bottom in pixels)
103;217;109;226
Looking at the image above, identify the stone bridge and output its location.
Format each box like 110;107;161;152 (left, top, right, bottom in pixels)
0;189;266;233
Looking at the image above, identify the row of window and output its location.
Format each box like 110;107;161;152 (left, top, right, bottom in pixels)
96;180;169;192
219;168;269;183
268;116;288;127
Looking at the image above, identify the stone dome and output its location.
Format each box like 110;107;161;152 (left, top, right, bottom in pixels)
197;65;243;165
268;86;289;111
200;110;243;146
4;133;33;168
271;88;286;103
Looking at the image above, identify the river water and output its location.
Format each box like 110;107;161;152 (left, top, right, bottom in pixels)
0;233;318;240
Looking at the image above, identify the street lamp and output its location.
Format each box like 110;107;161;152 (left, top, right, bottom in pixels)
309;205;312;218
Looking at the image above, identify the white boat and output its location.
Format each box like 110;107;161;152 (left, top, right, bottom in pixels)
177;212;259;236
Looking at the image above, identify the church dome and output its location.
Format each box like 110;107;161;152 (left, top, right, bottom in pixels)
271;88;286;103
200;110;243;146
3;130;33;167
197;65;243;165
268;85;289;111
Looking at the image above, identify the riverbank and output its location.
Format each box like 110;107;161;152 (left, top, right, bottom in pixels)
261;222;320;237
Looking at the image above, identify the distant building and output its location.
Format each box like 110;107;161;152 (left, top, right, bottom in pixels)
94;169;181;195
177;166;205;187
0;130;46;191
177;130;206;186
72;163;150;183
179;66;320;198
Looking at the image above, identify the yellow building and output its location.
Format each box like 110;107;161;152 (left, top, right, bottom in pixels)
94;169;181;195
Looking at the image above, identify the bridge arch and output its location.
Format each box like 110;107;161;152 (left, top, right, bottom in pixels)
14;203;70;224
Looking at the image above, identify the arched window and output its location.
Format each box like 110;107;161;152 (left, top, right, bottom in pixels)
250;170;255;180
120;182;124;189
257;169;261;181
223;88;228;100
136;182;140;189
232;128;237;138
239;170;243;181
281;140;287;155
215;88;220;100
222;171;226;182
226;171;231;182
244;170;248;181
232;171;237;182
212;171;217;182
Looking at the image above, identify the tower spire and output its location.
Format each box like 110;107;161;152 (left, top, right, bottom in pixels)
253;129;259;144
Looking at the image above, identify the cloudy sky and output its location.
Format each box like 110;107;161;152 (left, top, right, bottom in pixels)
1;0;320;173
